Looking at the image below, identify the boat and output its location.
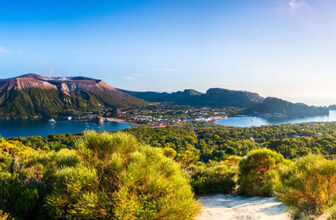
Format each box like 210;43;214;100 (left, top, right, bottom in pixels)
49;118;56;123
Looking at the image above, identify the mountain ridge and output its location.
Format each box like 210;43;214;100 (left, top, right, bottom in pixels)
0;74;147;119
0;74;330;119
245;97;329;117
120;88;264;108
122;88;329;117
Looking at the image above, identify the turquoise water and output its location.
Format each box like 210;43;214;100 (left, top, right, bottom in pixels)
215;111;336;127
0;120;131;137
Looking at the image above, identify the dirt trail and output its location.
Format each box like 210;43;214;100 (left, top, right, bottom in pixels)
196;194;290;220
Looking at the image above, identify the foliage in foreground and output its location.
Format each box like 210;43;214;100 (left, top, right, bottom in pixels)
0;132;199;219
7;122;336;219
238;148;286;197
189;156;240;195
276;154;336;219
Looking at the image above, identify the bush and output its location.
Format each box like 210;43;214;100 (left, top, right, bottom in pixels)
238;148;285;196
163;147;177;159
0;140;47;219
276;154;336;219
45;165;101;219
0;132;200;219
191;163;237;195
224;155;242;167
45;131;200;219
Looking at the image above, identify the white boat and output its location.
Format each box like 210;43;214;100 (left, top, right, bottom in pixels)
49;118;56;123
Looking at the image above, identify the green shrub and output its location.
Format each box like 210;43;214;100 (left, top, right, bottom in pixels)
177;149;200;168
0;132;199;219
191;163;237;195
45;131;200;219
276;154;336;219
224;155;242;167
53;149;80;167
163;147;177;159
45;165;101;219
238;148;285;196
0;140;48;219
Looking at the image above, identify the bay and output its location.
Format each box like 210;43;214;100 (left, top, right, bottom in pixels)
215;110;336;127
0;119;131;137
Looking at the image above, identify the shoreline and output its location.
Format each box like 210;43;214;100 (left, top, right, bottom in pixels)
104;118;136;128
0;117;135;127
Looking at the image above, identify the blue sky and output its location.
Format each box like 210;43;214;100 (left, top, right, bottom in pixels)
0;0;336;106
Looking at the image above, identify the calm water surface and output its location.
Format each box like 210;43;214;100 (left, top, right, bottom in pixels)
2;111;336;137
0;120;131;137
216;110;336;127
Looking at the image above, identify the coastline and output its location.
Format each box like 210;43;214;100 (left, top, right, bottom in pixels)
104;117;136;128
207;118;220;126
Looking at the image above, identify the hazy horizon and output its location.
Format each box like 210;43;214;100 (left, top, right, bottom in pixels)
1;0;336;106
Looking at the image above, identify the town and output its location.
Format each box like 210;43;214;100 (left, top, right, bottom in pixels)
121;104;239;127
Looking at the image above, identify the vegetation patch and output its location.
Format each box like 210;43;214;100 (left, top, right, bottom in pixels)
238;148;287;197
276;154;336;219
0;132;200;219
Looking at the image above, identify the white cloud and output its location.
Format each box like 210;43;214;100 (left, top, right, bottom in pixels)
289;0;306;10
0;47;10;54
123;76;136;81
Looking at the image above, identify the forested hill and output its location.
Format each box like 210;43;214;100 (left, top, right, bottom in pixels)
0;74;147;119
121;88;264;108
245;97;329;117
122;88;329;117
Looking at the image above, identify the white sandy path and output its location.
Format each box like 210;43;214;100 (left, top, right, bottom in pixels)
196;194;291;220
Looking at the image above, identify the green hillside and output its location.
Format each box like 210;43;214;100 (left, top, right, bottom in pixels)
0;88;146;119
245;97;329;117
122;88;264;108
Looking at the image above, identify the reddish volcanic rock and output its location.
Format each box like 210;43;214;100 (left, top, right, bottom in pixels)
0;74;57;91
0;73;125;96
0;73;147;109
0;73;147;119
